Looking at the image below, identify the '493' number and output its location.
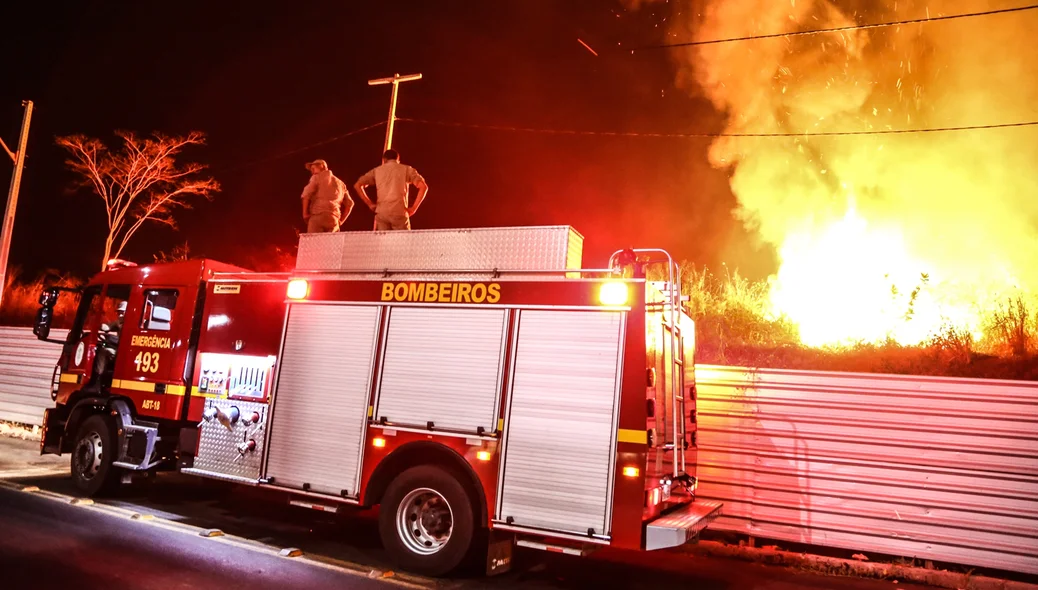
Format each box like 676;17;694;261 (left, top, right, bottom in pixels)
134;351;160;373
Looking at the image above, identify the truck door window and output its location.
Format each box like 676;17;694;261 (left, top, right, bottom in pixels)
140;289;179;331
90;284;131;385
100;285;132;331
67;286;101;350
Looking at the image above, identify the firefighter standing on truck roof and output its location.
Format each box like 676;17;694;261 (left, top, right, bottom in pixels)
354;149;429;231
301;159;354;233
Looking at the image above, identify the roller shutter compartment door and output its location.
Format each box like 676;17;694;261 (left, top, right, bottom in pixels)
375;307;507;433
264;304;380;497
498;309;624;536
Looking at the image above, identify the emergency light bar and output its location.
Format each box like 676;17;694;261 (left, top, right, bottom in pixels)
106;258;138;270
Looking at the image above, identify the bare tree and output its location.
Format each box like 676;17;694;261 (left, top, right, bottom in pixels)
56;131;219;270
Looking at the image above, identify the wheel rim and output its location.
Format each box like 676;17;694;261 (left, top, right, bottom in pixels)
74;431;103;481
396;487;454;556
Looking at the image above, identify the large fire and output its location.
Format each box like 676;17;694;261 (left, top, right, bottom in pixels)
642;0;1038;347
767;193;985;346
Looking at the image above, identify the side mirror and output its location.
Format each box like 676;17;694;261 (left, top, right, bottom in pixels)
33;306;53;340
38;290;58;307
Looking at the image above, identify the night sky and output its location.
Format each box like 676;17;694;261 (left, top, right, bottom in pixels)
1;1;770;280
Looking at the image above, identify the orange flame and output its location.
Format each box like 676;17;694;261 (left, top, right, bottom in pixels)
643;0;1038;347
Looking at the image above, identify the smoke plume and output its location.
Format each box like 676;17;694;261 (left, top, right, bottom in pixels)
638;0;1038;344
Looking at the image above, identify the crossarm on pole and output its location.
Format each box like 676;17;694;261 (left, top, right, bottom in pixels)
0;137;14;163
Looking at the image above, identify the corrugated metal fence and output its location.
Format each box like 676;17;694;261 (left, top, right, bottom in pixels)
695;365;1038;575
0;327;65;426
0;328;1035;574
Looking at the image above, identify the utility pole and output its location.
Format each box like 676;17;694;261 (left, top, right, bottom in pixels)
0;100;34;310
367;73;422;152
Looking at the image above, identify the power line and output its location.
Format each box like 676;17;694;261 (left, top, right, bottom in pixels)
397;117;1038;138
219;120;386;174
216;113;1038;175
639;4;1038;50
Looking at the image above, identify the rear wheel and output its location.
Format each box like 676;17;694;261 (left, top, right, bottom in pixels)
378;465;477;576
70;414;121;496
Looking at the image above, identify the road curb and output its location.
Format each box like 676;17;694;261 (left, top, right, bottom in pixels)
279;547;303;558
678;541;1038;590
0;481;434;588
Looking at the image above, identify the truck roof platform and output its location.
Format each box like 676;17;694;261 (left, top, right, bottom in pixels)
295;226;584;278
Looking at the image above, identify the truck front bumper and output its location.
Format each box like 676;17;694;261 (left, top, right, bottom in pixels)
645;499;723;551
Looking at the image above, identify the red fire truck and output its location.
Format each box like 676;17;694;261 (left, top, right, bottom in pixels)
32;226;720;576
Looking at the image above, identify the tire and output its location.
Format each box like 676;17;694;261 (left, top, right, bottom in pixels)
378;465;478;577
70;414;122;496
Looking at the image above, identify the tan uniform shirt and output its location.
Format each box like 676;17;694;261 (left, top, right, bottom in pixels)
302;169;352;220
356;160;425;219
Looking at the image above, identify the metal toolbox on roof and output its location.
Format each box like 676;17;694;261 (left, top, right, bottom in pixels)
295;226;584;276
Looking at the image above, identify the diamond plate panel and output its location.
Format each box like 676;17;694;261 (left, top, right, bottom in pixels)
295;226;583;275
192;399;269;481
295;232;345;270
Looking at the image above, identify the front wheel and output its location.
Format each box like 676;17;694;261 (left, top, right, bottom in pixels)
378;465;477;577
70;414;122;496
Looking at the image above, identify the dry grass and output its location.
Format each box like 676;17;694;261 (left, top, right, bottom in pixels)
979;296;1036;357
240;243;297;273
0;267;83;328
152;241;192;263
0;420;41;441
671;263;1038;380
678;265;800;362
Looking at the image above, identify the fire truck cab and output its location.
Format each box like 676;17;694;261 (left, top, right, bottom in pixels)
33;226;720;577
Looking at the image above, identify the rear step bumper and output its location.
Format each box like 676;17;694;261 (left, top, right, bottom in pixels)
645;499;723;551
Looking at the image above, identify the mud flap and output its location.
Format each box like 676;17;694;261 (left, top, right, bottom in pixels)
40;408;63;455
486;529;515;576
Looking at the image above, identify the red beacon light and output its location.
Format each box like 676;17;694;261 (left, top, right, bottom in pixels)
106;258;138;270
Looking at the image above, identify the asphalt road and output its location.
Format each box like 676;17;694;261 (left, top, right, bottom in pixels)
0;437;939;590
0;485;395;590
